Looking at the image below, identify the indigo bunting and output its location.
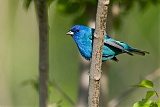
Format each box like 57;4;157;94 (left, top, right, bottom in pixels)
66;25;149;61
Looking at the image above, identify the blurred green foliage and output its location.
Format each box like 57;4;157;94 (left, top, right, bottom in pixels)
23;0;33;10
23;0;55;10
23;0;160;29
54;0;160;28
54;0;160;14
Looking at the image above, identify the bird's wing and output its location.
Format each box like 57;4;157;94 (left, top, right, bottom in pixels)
102;54;119;62
104;40;134;56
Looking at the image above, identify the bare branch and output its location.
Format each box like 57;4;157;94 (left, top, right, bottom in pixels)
88;0;110;107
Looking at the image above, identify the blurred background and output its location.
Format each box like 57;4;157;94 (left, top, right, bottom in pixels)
0;0;159;107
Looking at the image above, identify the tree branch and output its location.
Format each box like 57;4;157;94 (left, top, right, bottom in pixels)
88;0;110;107
36;0;49;107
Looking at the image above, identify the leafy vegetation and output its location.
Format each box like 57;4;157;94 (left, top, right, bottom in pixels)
23;0;160;28
133;80;160;107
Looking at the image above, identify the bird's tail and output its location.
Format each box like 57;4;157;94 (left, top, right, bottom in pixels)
131;49;149;56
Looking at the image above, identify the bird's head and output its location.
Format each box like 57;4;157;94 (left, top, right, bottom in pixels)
66;25;92;40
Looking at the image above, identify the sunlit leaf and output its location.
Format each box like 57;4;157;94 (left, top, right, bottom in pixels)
133;80;154;88
145;91;156;100
157;100;160;106
133;99;153;107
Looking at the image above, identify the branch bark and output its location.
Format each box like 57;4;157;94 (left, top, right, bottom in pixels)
88;0;110;107
36;0;49;107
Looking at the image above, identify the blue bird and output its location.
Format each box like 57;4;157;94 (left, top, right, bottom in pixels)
66;25;149;62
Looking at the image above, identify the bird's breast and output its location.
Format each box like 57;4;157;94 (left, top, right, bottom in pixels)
76;41;92;60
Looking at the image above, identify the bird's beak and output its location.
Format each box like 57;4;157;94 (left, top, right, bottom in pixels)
66;30;74;35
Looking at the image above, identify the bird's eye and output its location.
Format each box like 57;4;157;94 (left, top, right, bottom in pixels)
76;30;79;32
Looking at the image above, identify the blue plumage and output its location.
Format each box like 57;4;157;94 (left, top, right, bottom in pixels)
66;25;149;61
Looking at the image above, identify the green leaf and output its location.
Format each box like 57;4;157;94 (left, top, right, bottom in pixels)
133;99;153;107
133;80;154;88
150;102;158;107
145;91;156;100
157;100;160;106
23;0;33;10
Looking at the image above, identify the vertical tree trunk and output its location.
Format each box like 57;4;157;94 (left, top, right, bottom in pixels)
100;5;114;107
36;0;49;107
88;0;110;107
77;4;115;107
